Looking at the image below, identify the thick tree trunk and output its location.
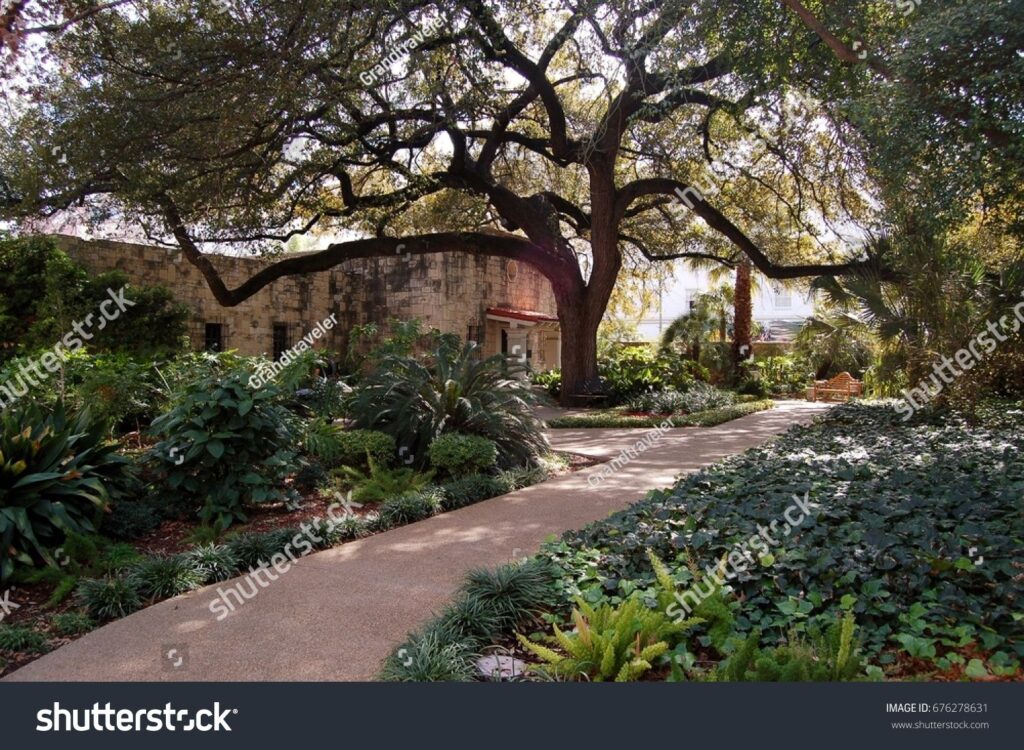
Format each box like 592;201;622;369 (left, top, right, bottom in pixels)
557;295;602;406
732;259;753;374
555;174;620;407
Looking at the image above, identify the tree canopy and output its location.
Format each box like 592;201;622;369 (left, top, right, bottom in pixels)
1;0;1019;398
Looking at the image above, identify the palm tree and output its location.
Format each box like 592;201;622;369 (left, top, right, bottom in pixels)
732;259;753;368
699;283;734;343
660;300;716;362
684;256;779;378
794;305;876;380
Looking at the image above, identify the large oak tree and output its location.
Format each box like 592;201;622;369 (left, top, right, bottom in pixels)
2;0;910;402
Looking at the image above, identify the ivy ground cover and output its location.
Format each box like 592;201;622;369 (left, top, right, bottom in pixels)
543;402;1023;678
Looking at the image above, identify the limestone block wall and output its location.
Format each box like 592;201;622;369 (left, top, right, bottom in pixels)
52;236;558;359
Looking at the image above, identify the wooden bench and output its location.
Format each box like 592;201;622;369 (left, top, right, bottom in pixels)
568;377;610;408
807;372;863;403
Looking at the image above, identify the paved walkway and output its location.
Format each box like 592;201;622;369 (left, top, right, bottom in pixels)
6;400;831;682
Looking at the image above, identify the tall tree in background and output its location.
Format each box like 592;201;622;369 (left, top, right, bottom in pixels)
731;259;753;370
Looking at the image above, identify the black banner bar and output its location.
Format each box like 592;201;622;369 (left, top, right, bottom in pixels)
0;682;1018;749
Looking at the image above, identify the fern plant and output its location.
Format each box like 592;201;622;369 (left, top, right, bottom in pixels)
517;594;702;681
338;457;434;504
301;417;345;462
717;612;864;681
518;555;704;683
650;549;735;652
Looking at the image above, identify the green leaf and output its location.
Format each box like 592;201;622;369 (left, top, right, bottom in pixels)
964;659;989;679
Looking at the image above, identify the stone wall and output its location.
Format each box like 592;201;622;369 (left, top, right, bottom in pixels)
53;236;559;364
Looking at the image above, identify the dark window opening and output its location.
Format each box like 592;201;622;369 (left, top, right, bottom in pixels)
272;323;290;360
501;329;508;354
204;323;224;352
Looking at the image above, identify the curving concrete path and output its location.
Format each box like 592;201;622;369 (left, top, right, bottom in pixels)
5;400;831;682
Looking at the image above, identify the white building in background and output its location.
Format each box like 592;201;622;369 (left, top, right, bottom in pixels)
632;265;816;343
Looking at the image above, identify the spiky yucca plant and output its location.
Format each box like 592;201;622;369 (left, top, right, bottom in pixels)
347;338;547;467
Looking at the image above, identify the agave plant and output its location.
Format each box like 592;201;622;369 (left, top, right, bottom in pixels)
347;339;548;467
0;403;133;583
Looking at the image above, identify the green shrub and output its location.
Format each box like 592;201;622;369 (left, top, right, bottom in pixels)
497;465;548;490
677;400;773;426
625;389;690;415
306;378;351;420
531;369;562;399
339;458;434;504
300;418;343;463
377;489;443;527
130;555;204;599
0;402;134;583
737;377;770;398
598;347;708;403
0;624;50;654
348;338;547;468
673;382;735;413
461;559;559;631
185;525;221;546
293;459;329;492
0;237;188;362
434;597;508;646
224;528;302;571
102;496;163;540
546;412;660;428
332;429;396;469
428;433;498;477
438;474;508;510
65;352;165;433
310;514;368;546
98;543;143;574
20;531;100;607
186;544;240;583
547;400;774;428
753;356;811;395
148;368;301;530
76;576;142;620
50;612;96;636
379;626;478;682
379;559;566;681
